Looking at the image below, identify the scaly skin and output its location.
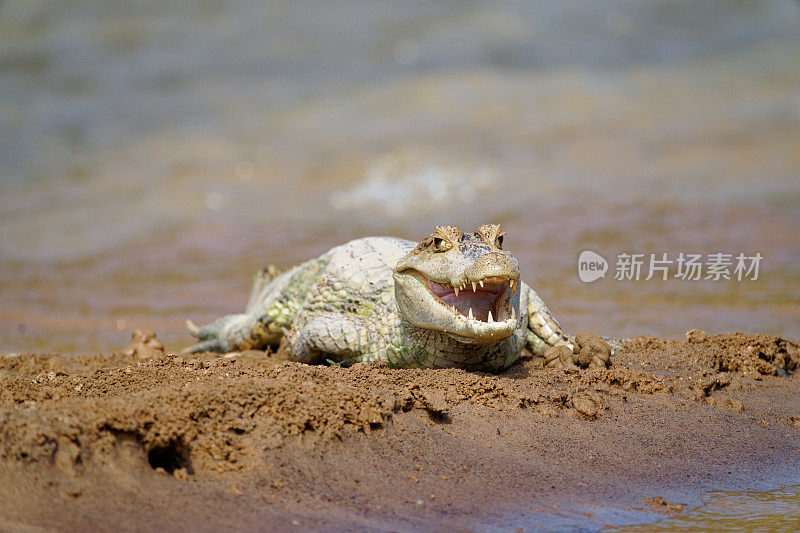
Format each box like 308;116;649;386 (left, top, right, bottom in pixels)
186;225;609;372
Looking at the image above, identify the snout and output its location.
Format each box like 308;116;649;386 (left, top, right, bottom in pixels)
464;252;520;283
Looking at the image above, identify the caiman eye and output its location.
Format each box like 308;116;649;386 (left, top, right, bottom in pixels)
496;235;504;249
431;237;451;252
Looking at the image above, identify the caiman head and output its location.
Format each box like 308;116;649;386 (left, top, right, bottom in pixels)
393;224;522;343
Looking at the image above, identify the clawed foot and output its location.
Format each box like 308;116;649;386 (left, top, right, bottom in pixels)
544;332;614;369
183;318;234;354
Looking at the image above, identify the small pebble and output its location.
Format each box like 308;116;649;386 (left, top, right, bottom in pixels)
686;329;708;343
572;396;598;419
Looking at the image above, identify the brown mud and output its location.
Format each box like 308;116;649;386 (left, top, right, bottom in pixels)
2;331;800;531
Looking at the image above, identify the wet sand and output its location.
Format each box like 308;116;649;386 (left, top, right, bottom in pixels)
2;331;799;531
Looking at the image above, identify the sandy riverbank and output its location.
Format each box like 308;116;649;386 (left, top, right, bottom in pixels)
2;331;799;531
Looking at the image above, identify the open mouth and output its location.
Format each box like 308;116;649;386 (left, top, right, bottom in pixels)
393;267;522;341
424;275;516;324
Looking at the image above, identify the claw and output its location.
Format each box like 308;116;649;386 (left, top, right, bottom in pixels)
186;319;201;337
183;339;214;354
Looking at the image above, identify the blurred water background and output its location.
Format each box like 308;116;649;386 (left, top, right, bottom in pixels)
1;0;799;354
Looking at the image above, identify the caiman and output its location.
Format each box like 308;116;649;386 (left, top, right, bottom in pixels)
186;224;611;372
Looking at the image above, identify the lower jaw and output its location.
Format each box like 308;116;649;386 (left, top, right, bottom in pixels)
450;304;496;322
444;332;512;345
440;295;504;322
436;298;518;341
447;318;517;343
441;292;514;324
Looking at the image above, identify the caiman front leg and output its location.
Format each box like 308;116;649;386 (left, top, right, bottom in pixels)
522;283;612;369
523;283;575;355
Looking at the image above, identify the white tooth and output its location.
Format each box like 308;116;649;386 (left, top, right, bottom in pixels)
468;307;473;320
488;311;494;323
472;282;477;292
479;280;484;288
453;286;459;297
509;280;515;289
511;308;516;320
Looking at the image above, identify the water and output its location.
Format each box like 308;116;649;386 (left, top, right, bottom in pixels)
613;484;800;532
2;0;799;356
1;4;800;526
